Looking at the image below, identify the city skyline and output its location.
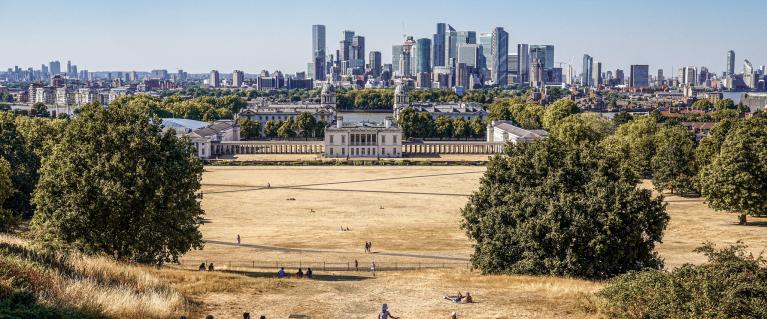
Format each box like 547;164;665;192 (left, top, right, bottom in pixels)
1;0;765;74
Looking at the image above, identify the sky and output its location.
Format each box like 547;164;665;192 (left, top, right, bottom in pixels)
1;0;765;75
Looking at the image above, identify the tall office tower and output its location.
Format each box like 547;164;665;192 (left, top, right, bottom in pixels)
41;64;48;77
66;60;72;77
339;30;355;63
352;35;365;65
71;65;78;79
369;51;382;77
744;59;756;88
726;50;735;76
682;66;697;85
517;44;529;85
457;44;480;68
565;64;574;86
455;63;469;88
656;69;664;86
414;38;432;74
508;54;519;82
698;67;710;86
392;45;403;74
209;70;220;88
629;65;650;87
490;27;509;87
529;45;555;70
615;69;625;85
456;31;477;45
530;59;545;89
398;36;415;77
432;23;446;67
49;61;61;75
592;61;602;86
582;54;594;87
312;24;327;80
444;25;458;63
232;70;244;87
478;33;492;77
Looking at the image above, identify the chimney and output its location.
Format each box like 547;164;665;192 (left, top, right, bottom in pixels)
384;117;392;128
336;116;343;129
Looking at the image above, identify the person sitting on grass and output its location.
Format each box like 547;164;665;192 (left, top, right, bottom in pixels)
297;268;304;278
464;292;473;303
450;311;458;319
277;267;286;278
379;304;399;319
443;292;464;303
198;262;206;271
306;268;313;278
208;263;215;271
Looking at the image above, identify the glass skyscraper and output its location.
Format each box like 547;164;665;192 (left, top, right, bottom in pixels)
491;27;509;86
311;25;326;80
582;54;593;87
414;38;432;74
530;45;555;70
432;23;446;67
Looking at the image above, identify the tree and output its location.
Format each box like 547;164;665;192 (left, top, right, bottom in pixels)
314;119;327;138
691;100;714;110
612;111;634;126
542;98;579;129
397;108;418;139
264;120;279;138
434;116;453;139
602;116;658;178
277;117;297;138
30;103;204;264
295;112;317;139
452;118;469;139
694;119;737;171
652;125;696;194
469;117;485;138
462;139;668;279
550;113;614;146
699;118;767;225
509;103;544;129
30;103;49;118
715;98;736;111
598;242;767;319
0;157;15;231
237;118;261;140
0;112;38;222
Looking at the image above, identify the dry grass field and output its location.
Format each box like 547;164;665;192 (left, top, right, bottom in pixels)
169;166;767;318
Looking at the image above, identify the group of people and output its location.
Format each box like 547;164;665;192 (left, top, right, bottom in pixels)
364;241;373;253
340;225;351;231
276;267;313;279
443;291;473;304
198;262;215;271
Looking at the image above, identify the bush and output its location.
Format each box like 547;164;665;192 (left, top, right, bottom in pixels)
598;243;767;319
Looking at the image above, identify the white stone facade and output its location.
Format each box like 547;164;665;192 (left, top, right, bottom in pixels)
324;117;402;158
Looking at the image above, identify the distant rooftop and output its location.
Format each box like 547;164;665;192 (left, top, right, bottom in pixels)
161;118;208;131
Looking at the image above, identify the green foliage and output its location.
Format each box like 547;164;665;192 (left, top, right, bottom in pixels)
30;103;49;118
277;117;297;138
397;108;435;139
336;88;393;110
612;111;634;126
715;98;736;111
462;139;668;279
295;112;318;138
237;118;261;140
691;99;714;110
409;89;459;103
651;125;697;194
0;158;15;231
542;98;579;129
469;117;485;138
598;243;767;319
550;113;614;146
0;112;38;223
694;119;736;171
30;103;204;264
452;118;470;139
434;116;453;139
699;118;767;222
485;98;544;129
264;120;279;138
111;94;247;122
712;108;739;122
602;116;658;178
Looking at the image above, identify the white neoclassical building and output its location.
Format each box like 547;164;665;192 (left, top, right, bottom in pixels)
486;120;549;144
238;81;336;127
324;116;403;158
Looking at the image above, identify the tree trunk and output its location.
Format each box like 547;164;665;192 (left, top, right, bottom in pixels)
738;213;748;226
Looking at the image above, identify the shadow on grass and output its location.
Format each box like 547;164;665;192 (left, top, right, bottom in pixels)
0;292;99;319
220;269;372;282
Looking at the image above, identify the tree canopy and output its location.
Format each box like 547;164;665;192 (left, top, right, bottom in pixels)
30;103;205;264
652;125;697;194
0;112;38;224
542;98;579;129
699;118;767;224
462;139;668;279
549;113;614;146
602;116;658;178
0;157;14;231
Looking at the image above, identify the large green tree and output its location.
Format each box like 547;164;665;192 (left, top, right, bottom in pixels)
0;157;14;231
277;117;297;138
462;139;668;279
602;116;658;178
652;125;697;194
264;120;279;138
237;118;261;140
542;98;579;129
30;103;205;264
699;118;767;225
434;115;453;139
295;112;317;139
550;113;614;146
0;112;38;222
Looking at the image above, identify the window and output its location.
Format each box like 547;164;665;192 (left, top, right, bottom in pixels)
381;135;386;144
330;147;334;155
394;135;398;143
330;135;334;143
342;148;345;155
342;135;346;144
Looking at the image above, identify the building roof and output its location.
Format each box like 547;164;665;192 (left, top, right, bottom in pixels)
161;118;209;131
492;121;549;139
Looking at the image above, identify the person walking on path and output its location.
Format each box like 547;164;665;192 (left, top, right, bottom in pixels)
236;234;241;245
370;261;376;277
355;259;359;271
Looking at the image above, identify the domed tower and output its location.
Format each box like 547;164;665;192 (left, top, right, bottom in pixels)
320;81;336;106
394;83;409;108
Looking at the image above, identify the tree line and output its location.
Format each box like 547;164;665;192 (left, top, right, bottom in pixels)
237;112;327;140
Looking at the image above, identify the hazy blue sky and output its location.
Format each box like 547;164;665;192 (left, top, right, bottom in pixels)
1;0;765;75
